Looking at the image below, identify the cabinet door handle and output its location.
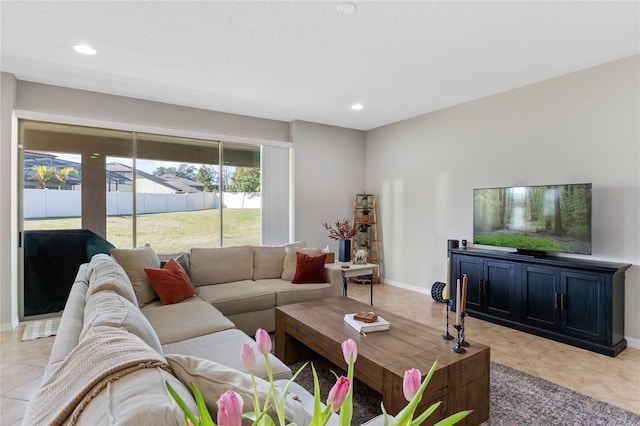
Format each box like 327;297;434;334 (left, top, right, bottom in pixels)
561;294;567;311
554;293;560;309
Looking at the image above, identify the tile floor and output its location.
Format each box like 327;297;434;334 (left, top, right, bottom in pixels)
1;283;639;425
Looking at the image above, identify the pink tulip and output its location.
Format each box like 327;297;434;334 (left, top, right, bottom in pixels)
240;342;255;372
341;338;357;364
403;368;422;402
326;376;351;412
216;390;244;426
255;328;272;355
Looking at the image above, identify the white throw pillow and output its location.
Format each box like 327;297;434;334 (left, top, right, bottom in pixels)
282;245;321;281
110;244;160;307
166;354;312;426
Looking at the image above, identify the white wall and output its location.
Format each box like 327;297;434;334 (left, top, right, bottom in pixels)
366;55;640;343
290;121;366;252
0;73;19;331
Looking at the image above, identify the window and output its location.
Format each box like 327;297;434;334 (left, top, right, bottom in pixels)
20;121;264;252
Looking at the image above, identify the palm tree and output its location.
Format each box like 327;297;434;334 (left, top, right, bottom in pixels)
29;165;55;189
52;167;79;189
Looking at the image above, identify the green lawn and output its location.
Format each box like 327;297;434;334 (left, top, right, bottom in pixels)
24;208;260;252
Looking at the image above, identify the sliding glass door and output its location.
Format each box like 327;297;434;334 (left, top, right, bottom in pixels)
18;120;267;319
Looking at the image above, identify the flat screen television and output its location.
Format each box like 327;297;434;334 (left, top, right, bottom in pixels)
473;183;592;256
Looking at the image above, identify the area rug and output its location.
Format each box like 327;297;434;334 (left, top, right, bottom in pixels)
289;358;640;426
21;318;61;341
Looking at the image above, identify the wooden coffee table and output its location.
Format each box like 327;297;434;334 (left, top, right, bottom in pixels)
275;297;490;426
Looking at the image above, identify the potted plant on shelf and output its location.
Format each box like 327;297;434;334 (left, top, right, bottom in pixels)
322;219;357;262
357;224;369;239
360;191;369;208
361;209;370;223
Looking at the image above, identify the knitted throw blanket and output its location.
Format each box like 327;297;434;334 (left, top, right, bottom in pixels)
23;328;171;426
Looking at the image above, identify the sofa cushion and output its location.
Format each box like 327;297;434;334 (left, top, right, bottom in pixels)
166;354;310;426
196;281;275;316
81;290;163;354
190;246;253;286
144;258;196;305
258;279;334;306
162;329;292;381
282;245;321;281
85;254;138;306
141;296;235;345
110;244;161;306
74;367;195;426
292;252;327;284
253;246;286;280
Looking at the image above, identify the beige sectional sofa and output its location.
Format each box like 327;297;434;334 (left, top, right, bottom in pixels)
23;242;349;425
183;244;343;334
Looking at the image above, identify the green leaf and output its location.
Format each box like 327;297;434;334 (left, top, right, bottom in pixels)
392;359;439;425
165;380;201;426
309;364;325;426
191;383;215;426
277;361;310;424
410;401;440;426
338;355;355;426
381;403;392;426
432;410;473;426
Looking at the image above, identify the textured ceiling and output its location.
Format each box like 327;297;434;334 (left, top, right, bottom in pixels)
1;1;638;131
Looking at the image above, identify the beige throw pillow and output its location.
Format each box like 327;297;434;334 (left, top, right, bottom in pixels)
166;354;311;426
110;244;160;307
282;245;321;281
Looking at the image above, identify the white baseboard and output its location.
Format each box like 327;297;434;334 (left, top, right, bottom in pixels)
0;320;18;332
380;278;429;295
626;336;640;350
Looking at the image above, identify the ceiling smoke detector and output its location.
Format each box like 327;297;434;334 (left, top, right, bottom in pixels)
337;3;356;15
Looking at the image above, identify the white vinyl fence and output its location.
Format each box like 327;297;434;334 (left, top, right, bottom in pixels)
24;189;260;219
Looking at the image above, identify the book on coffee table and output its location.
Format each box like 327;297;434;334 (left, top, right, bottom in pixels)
344;313;390;333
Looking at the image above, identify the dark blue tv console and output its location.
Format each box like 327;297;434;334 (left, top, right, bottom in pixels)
449;247;631;356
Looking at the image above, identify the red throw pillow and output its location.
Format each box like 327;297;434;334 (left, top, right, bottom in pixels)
292;252;327;284
144;258;195;305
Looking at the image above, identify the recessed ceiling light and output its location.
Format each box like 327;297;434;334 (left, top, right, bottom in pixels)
73;44;97;55
351;103;364;111
337;2;356;15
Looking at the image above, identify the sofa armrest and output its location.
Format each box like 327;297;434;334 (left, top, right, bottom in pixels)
43;280;88;382
324;266;344;297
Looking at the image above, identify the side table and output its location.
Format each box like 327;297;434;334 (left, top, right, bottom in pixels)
325;262;376;305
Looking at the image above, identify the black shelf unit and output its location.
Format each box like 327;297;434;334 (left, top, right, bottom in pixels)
449;247;631;357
